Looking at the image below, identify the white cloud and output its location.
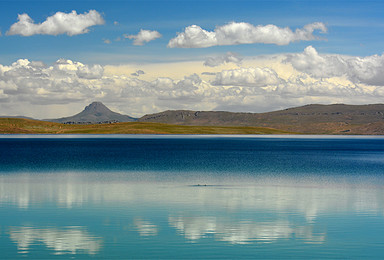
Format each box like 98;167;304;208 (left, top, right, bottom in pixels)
285;46;384;86
1;53;384;119
125;29;162;45
0;58;105;109
76;64;104;79
168;22;327;48
212;67;282;87
204;52;242;67
7;10;104;36
103;39;111;44
284;46;349;79
347;55;384;86
51;59;104;79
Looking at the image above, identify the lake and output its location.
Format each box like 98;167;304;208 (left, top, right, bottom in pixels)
1;135;384;258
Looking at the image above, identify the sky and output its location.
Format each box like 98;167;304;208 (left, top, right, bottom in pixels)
1;0;384;118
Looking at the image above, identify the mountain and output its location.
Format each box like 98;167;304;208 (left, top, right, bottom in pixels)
138;104;384;134
47;102;137;124
9;102;384;134
139;104;384;125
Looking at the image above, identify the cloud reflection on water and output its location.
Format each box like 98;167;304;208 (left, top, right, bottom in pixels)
9;226;102;255
134;218;158;237
1;173;384;248
168;216;325;244
1;174;383;219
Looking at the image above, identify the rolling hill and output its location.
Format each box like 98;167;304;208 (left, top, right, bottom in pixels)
3;102;384;134
139;104;384;134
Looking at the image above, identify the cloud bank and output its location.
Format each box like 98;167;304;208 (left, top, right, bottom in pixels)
285;46;384;86
1;46;384;118
125;29;162;45
212;67;281;87
168;22;327;48
7;10;104;36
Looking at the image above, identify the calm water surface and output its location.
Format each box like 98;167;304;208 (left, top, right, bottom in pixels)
1;135;384;258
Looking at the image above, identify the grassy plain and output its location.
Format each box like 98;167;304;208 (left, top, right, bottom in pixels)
0;118;294;135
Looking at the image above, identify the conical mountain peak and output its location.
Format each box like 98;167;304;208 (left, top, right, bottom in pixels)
84;102;111;114
50;101;136;124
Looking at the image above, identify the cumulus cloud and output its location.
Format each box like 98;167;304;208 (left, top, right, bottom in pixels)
285;46;384;86
204;52;242;67
212;67;282;87
7;10;104;36
103;39;111;44
125;29;162;45
348;56;384;86
0;58;105;108
168;22;327;48
52;59;104;79
285;46;348;78
76;64;104;79
1;53;384;118
147;74;208;101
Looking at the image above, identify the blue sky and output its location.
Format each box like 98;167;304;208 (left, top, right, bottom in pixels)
1;0;383;64
1;0;384;118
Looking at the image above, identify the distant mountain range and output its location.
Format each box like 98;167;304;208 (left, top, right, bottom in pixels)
139;103;384;124
4;101;384;134
138;104;384;134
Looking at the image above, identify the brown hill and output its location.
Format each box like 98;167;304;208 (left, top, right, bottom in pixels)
3;103;384;135
138;104;384;134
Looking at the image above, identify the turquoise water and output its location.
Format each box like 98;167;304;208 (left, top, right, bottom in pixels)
1;135;384;258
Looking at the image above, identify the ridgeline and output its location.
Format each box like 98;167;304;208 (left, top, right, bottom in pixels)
2;102;384;134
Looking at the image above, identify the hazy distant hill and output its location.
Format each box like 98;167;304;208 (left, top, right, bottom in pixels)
139;104;384;134
4;102;384;134
139;104;384;125
47;102;136;124
0;115;35;120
